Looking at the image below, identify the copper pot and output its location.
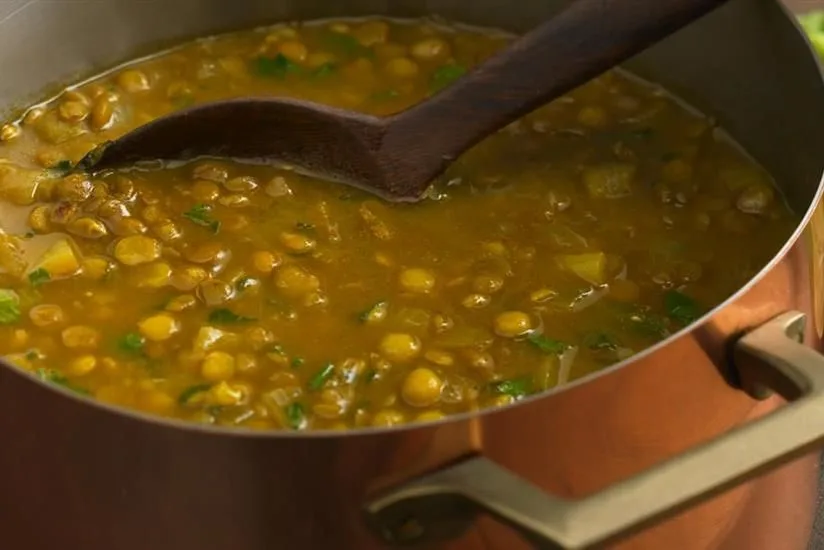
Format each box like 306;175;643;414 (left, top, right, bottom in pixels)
1;1;823;549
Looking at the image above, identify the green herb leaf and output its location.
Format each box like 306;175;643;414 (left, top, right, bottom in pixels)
363;368;378;383
206;405;224;417
664;289;701;326
36;368;67;385
629;127;654;139
265;343;286;356
118;332;145;354
583;332;618;351
371;89;401;101
178;383;212;405
290;357;305;368
430;64;467;93
312;62;337;77
0;289;21;325
35;368;89;395
171;94;196;109
28;267;50;287
491;377;531;398
50;159;73;176
625;307;670;339
308;362;335;391
295;221;315;231
208;308;256;325
358;300;388;324
320;32;373;58
183;204;220;233
252;53;300;78
235;276;256;292
526;334;567;355
285;402;306;430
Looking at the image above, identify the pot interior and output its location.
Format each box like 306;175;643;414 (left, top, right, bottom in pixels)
1;0;822;213
0;0;821;432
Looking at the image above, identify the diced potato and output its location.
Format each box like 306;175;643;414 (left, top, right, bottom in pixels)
0;234;26;277
557;252;607;285
32;239;82;279
192;326;239;356
0;163;46;206
582;163;635;199
201;351;236;381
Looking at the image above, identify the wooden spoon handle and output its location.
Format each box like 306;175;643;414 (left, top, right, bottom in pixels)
383;0;728;162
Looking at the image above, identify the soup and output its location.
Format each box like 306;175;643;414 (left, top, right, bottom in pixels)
0;18;796;430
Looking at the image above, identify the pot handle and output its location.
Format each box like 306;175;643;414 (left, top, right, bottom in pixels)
364;311;824;549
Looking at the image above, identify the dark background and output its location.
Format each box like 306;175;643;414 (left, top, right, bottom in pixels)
788;0;823;11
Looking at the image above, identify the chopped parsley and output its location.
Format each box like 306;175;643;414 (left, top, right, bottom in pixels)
183;204;220;233
28;268;50;287
308;363;335;391
371;89;400;101
430;64;467;93
295;221;316;231
235;276;256;292
491;377;531;398
118;332;145;355
265;343;286;356
358;300;388;324
320;31;373;58
251;53;300;78
0;290;21;325
290;357;305;368
526;334;567;355
628;127;654;139
35;368;89;395
583;332;619;351
178;383;212;405
205;405;224;417
171;94;196;109
285;402;306;430
208;308;256;325
664;289;702;326
624;307;670;340
49;159;73;176
363;368;378;383
312;62;336;77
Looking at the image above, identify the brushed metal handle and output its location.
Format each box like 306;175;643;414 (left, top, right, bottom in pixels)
364;311;824;549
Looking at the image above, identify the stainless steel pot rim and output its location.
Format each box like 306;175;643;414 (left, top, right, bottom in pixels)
1;1;822;439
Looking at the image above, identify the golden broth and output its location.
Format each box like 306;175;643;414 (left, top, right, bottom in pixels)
0;18;796;430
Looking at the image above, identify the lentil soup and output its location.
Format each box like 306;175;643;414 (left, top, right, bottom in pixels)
0;18;796;431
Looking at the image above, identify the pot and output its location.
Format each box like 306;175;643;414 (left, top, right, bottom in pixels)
1;1;823;549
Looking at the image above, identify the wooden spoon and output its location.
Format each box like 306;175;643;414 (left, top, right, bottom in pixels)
77;0;727;202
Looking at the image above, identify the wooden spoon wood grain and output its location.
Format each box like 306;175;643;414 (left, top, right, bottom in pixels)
78;0;728;202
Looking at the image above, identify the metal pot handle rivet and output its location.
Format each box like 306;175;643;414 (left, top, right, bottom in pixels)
365;311;824;549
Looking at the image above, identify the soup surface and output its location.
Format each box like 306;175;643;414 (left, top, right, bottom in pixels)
0;18;796;430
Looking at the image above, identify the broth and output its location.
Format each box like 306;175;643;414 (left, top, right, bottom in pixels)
0;18;796;430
